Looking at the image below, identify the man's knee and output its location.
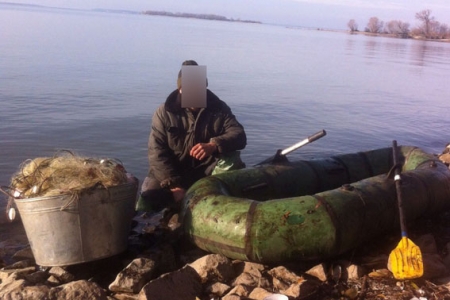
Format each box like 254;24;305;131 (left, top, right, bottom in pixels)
136;177;175;212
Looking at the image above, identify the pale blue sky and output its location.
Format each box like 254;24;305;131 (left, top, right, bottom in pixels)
3;0;450;29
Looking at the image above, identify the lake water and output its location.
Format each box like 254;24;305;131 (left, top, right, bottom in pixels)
1;5;449;190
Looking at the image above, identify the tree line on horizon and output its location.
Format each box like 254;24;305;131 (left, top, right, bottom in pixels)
347;9;449;40
142;10;260;24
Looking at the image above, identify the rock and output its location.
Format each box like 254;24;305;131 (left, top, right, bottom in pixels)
138;265;202;300
347;264;365;280
205;282;231;297
0;278;28;299
49;280;108;300
233;260;265;278
0;275;50;300
432;275;450;285
140;243;177;275
241;261;272;287
342;287;359;299
232;272;261;288
324;260;365;281
368;269;391;278
224;284;249;298
304;264;328;282
422;253;449;279
268;266;303;285
137;242;179;274
47;275;61;286
109;258;157;293
247;287;273;299
24;270;49;284
415;234;438;254
221;295;241;300
48;266;75;283
167;213;181;231
1;284;51;300
282;280;320;299
439;153;450;164
12;247;34;261
3;259;35;269
112;293;139;300
189;254;234;283
0;266;36;281
0;269;14;281
272;276;290;291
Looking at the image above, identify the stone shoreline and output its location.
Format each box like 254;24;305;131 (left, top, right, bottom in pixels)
2;207;450;299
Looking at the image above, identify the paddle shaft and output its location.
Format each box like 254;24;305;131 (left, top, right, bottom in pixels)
257;130;326;165
392;140;407;237
281;130;326;155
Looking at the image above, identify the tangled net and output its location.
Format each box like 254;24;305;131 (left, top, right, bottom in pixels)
9;150;129;199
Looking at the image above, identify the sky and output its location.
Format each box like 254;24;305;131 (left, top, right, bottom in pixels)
3;0;450;30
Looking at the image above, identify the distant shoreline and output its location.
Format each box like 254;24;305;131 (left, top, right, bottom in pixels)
142;10;261;24
283;26;450;44
347;30;450;43
0;2;261;24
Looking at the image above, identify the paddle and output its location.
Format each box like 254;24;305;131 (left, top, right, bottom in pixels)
256;129;326;165
388;140;424;280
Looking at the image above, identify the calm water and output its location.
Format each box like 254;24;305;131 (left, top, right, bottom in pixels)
1;5;449;190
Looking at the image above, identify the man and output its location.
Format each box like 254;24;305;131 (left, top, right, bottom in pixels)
136;60;247;212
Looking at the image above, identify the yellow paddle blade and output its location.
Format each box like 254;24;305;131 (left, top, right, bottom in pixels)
388;237;423;280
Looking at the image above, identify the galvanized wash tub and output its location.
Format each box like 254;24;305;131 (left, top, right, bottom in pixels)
15;177;138;266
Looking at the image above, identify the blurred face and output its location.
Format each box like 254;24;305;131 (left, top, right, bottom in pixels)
180;65;207;109
179;89;200;112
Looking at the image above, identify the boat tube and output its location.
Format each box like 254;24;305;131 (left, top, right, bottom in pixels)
181;146;450;264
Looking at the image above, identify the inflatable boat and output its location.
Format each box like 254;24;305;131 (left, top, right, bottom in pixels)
181;146;450;264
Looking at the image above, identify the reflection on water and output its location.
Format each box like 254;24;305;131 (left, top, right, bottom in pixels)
384;40;407;58
346;33;450;69
345;38;355;54
364;39;379;59
412;41;430;66
410;40;450;67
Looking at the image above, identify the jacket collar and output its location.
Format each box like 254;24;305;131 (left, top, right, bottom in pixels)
164;89;221;113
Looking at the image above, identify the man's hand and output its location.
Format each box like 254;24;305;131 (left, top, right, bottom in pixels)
190;142;217;160
170;187;186;203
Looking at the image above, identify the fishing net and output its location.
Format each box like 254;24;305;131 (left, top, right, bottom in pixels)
8;150;129;199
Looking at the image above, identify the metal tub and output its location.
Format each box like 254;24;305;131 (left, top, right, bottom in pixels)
14;178;138;266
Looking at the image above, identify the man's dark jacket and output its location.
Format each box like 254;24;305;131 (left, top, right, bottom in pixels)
148;89;246;189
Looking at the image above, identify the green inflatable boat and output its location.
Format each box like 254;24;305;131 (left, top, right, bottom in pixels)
181;146;450;264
